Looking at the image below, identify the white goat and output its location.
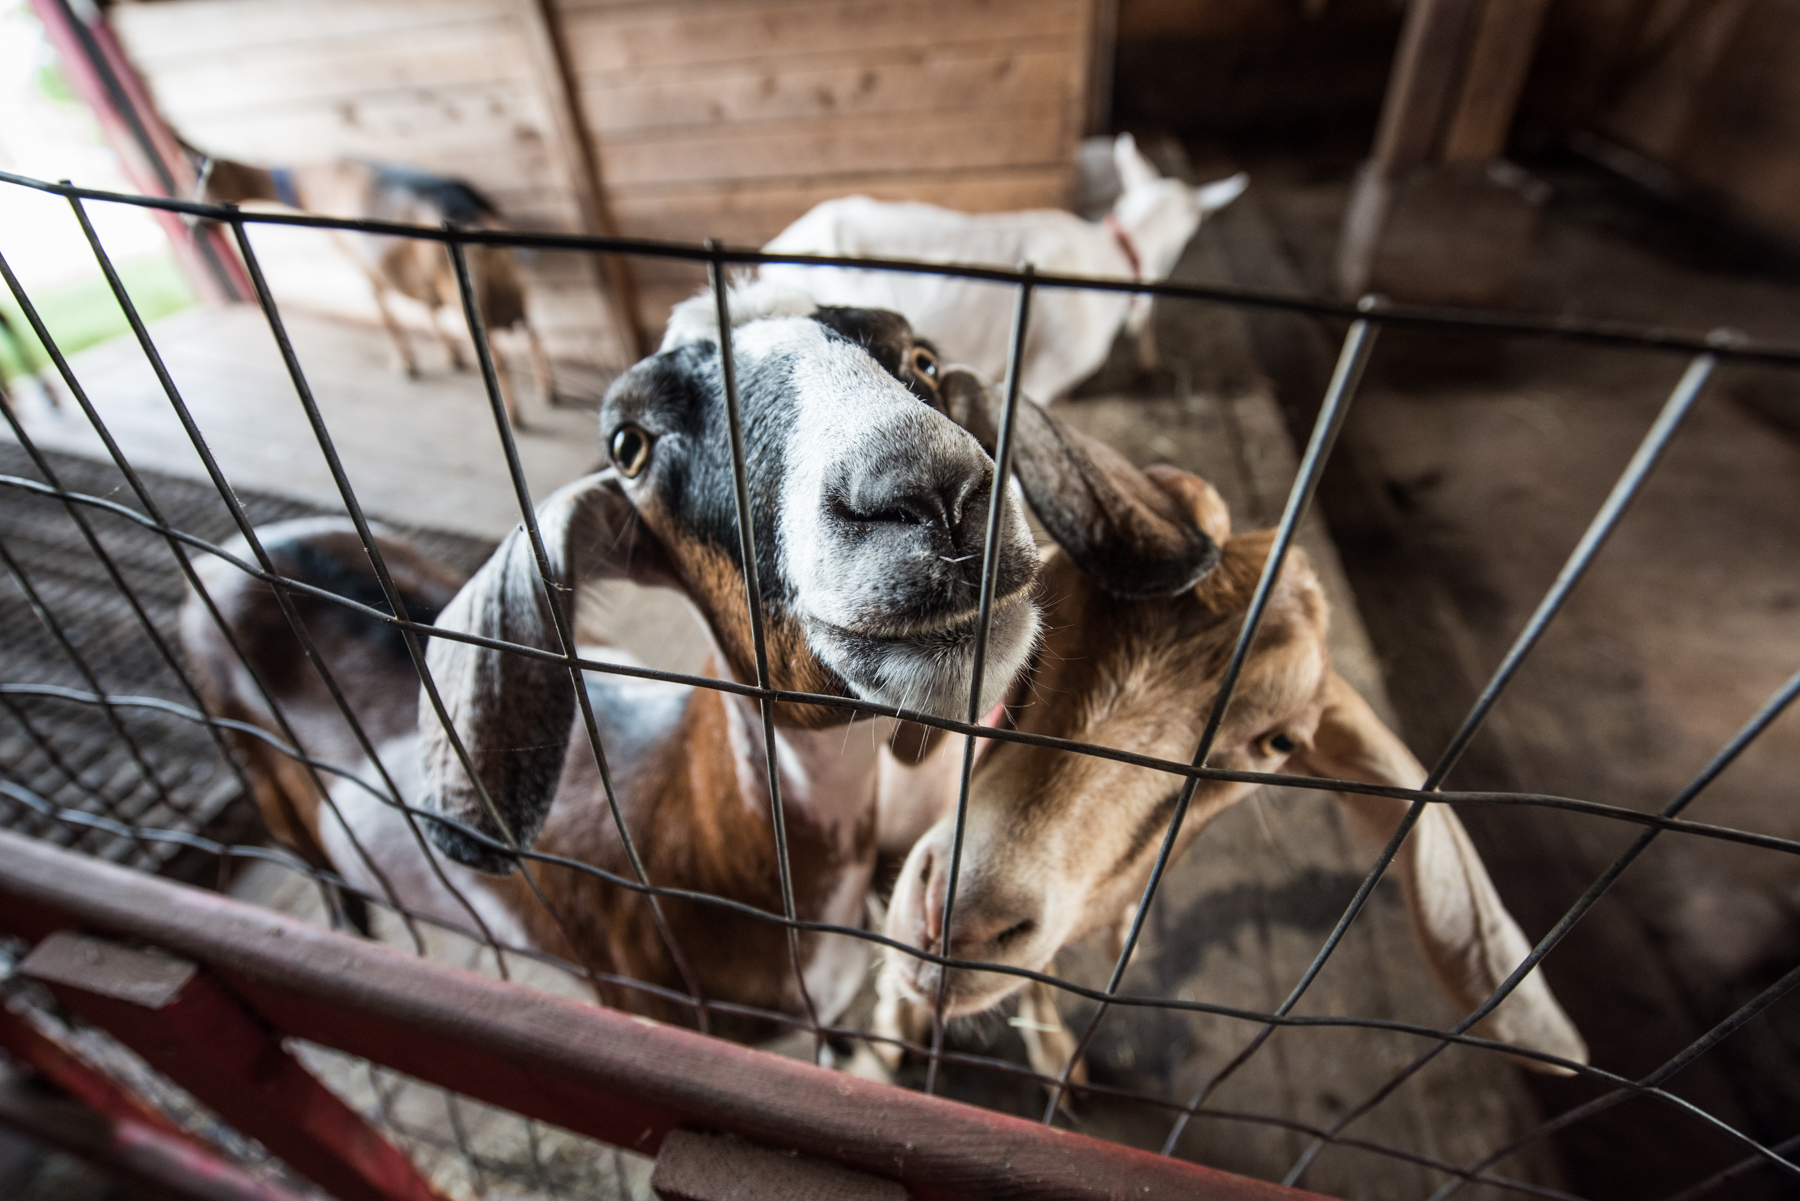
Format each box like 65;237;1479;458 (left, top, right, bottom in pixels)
759;134;1247;402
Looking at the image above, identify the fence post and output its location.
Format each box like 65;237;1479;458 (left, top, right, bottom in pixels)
17;931;445;1201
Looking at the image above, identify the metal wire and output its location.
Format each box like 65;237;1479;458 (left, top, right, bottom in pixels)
3;169;1798;1201
1060;314;1379;1124
706;239;819;1052
926;262;1034;1095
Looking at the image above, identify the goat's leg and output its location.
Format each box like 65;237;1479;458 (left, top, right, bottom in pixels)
489;332;524;428
871;963;933;1073
1015;976;1087;1089
370;284;419;379
522;321;556;406
1135;316;1161;376
428;301;469;372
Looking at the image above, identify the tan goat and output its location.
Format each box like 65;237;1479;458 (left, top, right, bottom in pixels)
194;155;551;426
876;373;1590;1085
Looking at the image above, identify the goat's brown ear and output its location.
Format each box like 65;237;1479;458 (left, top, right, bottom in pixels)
936;369;1219;598
1290;672;1589;1073
419;471;672;874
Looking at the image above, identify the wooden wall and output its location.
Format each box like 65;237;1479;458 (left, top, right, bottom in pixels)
112;0;629;374
109;0;1095;356
1527;0;1800;245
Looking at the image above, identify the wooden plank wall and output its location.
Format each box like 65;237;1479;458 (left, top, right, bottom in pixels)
565;0;1094;327
111;0;632;379
108;0;1094;355
1528;0;1800;245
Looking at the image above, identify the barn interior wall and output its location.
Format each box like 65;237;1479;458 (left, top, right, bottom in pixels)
108;0;1095;354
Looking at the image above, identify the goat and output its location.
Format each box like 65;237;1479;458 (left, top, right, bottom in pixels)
874;372;1590;1083
193;155;551;426
181;285;1220;1043
758;134;1246;403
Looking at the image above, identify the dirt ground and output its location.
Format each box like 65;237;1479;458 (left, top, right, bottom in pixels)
1162;135;1800;1200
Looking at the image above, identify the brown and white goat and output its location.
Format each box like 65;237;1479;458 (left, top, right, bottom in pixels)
875;374;1590;1080
182;286;1222;1043
194;155;551;426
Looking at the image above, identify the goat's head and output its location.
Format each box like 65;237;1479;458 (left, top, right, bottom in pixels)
418;286;1113;872
1110;133;1247;285
884;375;1588;1071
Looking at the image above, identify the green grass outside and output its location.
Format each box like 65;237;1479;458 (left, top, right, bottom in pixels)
0;254;194;384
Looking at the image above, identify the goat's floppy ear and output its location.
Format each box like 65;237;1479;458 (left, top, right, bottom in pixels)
1114;132;1160;191
1290;673;1589;1073
419;471;672;874
936;369;1218;598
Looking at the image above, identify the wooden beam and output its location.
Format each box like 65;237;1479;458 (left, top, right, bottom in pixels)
0;1070;314;1201
0;832;1331;1201
18;933;447;1201
1441;0;1555;162
651;1130;908;1201
1368;0;1487;173
513;0;650;360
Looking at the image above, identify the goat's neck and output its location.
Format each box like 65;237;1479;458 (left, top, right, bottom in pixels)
717;680;882;837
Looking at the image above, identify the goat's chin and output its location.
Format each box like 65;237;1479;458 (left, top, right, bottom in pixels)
888;948;1037;1019
808;591;1039;721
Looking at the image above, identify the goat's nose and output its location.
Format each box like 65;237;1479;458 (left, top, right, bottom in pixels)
834;444;987;540
946;908;1039;959
914;845;1036;958
918;846;946;951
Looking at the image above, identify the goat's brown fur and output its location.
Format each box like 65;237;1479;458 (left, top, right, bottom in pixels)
196;156;551;425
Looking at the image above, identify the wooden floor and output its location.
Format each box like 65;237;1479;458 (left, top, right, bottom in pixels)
4;305;606;542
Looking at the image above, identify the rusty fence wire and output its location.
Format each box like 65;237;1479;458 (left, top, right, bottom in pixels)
1;168;1799;1201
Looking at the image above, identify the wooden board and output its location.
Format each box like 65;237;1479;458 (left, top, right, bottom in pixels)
112;0;1094;344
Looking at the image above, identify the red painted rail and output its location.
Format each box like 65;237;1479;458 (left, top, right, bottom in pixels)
0;831;1333;1201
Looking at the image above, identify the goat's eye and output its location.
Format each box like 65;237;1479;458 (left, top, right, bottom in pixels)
610;424;652;478
910;346;938;381
1264;732;1295;756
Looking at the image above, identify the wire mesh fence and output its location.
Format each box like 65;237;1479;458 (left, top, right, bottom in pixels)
1;167;1798;1201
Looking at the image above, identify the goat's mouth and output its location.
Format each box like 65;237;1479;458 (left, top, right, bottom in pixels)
889;949;1034;1020
805;590;1039;720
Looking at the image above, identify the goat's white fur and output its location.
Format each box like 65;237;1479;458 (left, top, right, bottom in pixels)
759;134;1247;401
660;279;820;352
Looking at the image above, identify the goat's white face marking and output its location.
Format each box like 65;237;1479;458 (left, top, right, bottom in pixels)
608;308;1041;723
765;319;1040;718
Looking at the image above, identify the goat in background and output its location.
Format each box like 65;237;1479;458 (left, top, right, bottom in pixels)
759;133;1246;403
192;154;552;427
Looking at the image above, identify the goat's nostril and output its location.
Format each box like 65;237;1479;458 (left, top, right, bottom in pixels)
995;918;1035;947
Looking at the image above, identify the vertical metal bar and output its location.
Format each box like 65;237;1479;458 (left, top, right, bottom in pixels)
62;192;423;949
924;263;1035;1096
1050;315;1380;1124
448;230;710;1025
704;240;821;1051
225;216;513;971
1274;352;1719;1185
